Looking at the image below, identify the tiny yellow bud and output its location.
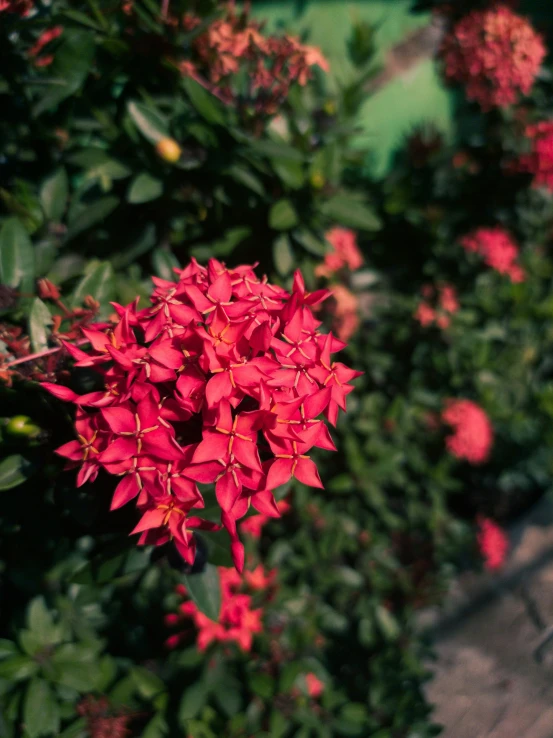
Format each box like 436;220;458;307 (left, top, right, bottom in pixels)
155;138;181;163
310;171;325;190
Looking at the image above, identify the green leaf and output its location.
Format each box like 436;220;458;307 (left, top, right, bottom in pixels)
141;713;168;738
321;194;382;231
40;169;68;222
183;77;226;125
247;138;305;162
179;681;207;723
273;235;295;276
65;196;119;241
0;654;37;681
127;101;169;144
273;159;305;190
200;530;233;567
248;672;274;699
374;605;400;641
28;298;52;354
269;200;299;231
0;640;18;660
51;644;102;691
127;173;163;204
33;30;95;116
0;217;35;292
23;678;60;737
57;717;88;738
0;455;34;491
26;598;62;648
293;229;328;257
226;165;264;196
152;249;179;282
130;667;165;700
71;260;115;312
182;564;221;622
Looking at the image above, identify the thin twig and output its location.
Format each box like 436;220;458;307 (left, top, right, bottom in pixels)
3;338;89;369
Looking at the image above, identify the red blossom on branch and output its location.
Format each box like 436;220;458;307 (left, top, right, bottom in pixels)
518;121;553;191
442;399;493;465
43;259;359;571
414;283;459;330
460;227;525;282
477;516;509;571
440;4;545;111
165;565;275;652
315;228;363;279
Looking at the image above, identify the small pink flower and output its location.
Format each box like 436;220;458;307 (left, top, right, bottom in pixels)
316;228;363;278
305;673;325;698
460;227;525;283
441;5;545;111
477;516;509;570
442;399;493;465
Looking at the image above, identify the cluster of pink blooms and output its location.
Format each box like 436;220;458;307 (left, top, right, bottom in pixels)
28;26;63;67
518;121;553;191
460;227;525;282
440;4;545;111
241;497;290;538
442;399;494;465
315;228;363;279
178;4;328;115
0;0;32;15
44;259;359;572
315;228;363;342
477;516;509;571
165;565;275;652
414;283;459;330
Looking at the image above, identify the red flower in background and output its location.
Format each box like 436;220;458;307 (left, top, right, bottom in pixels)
0;0;33;15
518;121;553;191
316;228;363;278
460;227;525;283
165;565;275;652
241;498;290;538
442;399;493;465
179;3;328;117
28;26;63;67
477;516;509;571
414;283;459;330
44;259;359;571
305;673;325;699
441;4;545;111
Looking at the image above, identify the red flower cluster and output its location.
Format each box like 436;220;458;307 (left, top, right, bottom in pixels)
518;121;553;191
241;497;290;538
414;283;459;330
179;4;328;116
442;399;493;465
477;516;509;571
315;228;363;279
166;565;275;652
44;260;359;571
441;5;545;111
29;26;63;67
0;0;32;15
460;227;525;282
305;673;325;699
77;697;131;738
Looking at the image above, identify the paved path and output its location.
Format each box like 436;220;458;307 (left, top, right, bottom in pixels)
423;498;553;738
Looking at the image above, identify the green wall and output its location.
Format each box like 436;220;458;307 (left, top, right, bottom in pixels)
252;0;454;178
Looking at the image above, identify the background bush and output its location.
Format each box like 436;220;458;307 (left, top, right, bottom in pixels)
2;1;553;737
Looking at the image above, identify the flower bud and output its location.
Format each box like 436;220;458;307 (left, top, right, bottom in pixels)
37;278;61;301
5;415;41;439
155;137;181;163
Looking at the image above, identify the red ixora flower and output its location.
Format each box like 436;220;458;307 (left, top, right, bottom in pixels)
518;121;553;191
0;0;33;15
440;4;545;111
28;26;63;67
477;516;509;571
165;565;275;652
43;260;359;571
315;228;363;278
442;399;493;465
414;283;459;330
460;227;525;283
